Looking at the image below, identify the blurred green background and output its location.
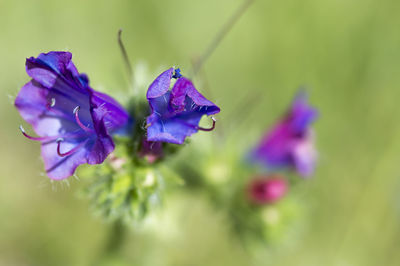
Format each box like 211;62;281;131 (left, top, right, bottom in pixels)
1;0;400;265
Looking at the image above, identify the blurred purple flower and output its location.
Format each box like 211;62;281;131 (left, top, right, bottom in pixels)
138;139;164;163
146;68;220;144
251;93;318;177
247;175;288;204
15;51;130;180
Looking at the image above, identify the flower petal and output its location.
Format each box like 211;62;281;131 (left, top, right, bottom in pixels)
26;52;73;88
15;81;81;137
26;52;91;109
91;90;131;132
146;68;173;99
15;81;49;126
290;93;318;133
252;123;293;168
87;107;116;164
292;130;317;177
147;115;199;144
42;140;89;180
171;77;220;114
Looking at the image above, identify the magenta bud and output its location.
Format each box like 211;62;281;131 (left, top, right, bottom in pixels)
247;175;288;204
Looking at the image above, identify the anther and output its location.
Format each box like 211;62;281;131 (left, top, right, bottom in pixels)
46;98;56;109
197;116;216;131
73;106;80;114
73;106;94;133
172;68;182;79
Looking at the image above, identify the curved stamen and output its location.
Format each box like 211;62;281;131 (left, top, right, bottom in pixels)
19;125;60;142
197;116;216;131
74;106;95;133
56;138;87;157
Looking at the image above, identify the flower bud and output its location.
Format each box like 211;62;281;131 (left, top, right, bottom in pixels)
247;174;288;204
138;139;164;163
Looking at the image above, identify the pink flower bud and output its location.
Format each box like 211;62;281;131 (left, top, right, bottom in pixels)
247;175;288;204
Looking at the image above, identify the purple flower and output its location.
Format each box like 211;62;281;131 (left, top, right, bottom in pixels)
146;68;220;144
15;51;130;180
247;174;288;204
251;93;318;177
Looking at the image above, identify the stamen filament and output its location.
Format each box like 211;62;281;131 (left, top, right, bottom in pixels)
19;125;59;142
56;138;87;157
197;117;216;131
74;106;95;133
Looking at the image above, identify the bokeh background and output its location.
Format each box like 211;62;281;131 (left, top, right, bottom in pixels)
1;0;400;265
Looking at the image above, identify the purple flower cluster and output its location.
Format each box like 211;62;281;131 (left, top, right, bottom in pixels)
15;50;316;183
15;52;220;179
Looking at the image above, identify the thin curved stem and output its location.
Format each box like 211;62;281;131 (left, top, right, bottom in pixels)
118;29;133;81
192;0;254;75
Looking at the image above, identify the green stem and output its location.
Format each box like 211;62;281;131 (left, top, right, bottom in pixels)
105;219;126;255
94;219;126;265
